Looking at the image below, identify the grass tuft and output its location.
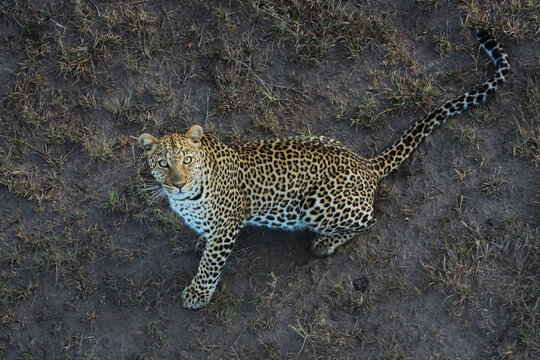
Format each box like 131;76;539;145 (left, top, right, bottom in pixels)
335;94;388;130
481;173;506;198
460;0;540;40
387;75;436;111
83;132;118;163
253;0;379;65
58;42;95;82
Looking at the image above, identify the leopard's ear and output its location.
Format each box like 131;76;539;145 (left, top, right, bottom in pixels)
186;125;203;149
138;134;159;157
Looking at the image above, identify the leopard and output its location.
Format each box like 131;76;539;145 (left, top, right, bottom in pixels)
138;31;509;309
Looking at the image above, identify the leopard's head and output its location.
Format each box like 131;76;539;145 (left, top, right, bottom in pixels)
138;125;204;196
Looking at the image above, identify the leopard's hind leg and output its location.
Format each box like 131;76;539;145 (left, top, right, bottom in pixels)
300;173;377;257
311;232;356;257
310;214;376;257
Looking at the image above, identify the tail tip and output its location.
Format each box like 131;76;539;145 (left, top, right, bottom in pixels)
476;29;491;43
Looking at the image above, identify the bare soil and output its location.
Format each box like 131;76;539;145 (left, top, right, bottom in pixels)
0;1;539;359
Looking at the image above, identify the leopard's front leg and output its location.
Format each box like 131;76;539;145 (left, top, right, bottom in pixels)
182;220;242;309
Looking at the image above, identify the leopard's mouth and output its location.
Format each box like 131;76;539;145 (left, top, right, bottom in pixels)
163;183;181;194
164;182;193;195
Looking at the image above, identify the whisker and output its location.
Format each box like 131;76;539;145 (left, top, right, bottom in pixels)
147;186;167;205
137;186;160;195
137;180;163;195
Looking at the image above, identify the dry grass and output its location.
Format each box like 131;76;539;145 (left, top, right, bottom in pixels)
0;0;538;359
460;0;540;39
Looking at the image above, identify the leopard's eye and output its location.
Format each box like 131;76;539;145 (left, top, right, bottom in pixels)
184;156;192;164
158;159;168;168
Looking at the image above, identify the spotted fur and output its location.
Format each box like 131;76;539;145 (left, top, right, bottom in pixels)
138;31;508;309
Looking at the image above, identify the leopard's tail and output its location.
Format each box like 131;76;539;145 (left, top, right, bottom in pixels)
370;30;509;181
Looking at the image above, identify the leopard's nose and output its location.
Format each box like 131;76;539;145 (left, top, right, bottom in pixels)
173;181;186;189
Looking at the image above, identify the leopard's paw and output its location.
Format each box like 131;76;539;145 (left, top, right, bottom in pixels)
181;284;212;309
311;241;334;257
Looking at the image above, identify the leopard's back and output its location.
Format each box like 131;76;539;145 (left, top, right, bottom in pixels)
231;137;374;229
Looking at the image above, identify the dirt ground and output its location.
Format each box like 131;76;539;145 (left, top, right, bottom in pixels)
0;1;539;359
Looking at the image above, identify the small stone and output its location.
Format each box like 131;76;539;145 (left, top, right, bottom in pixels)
353;276;369;293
